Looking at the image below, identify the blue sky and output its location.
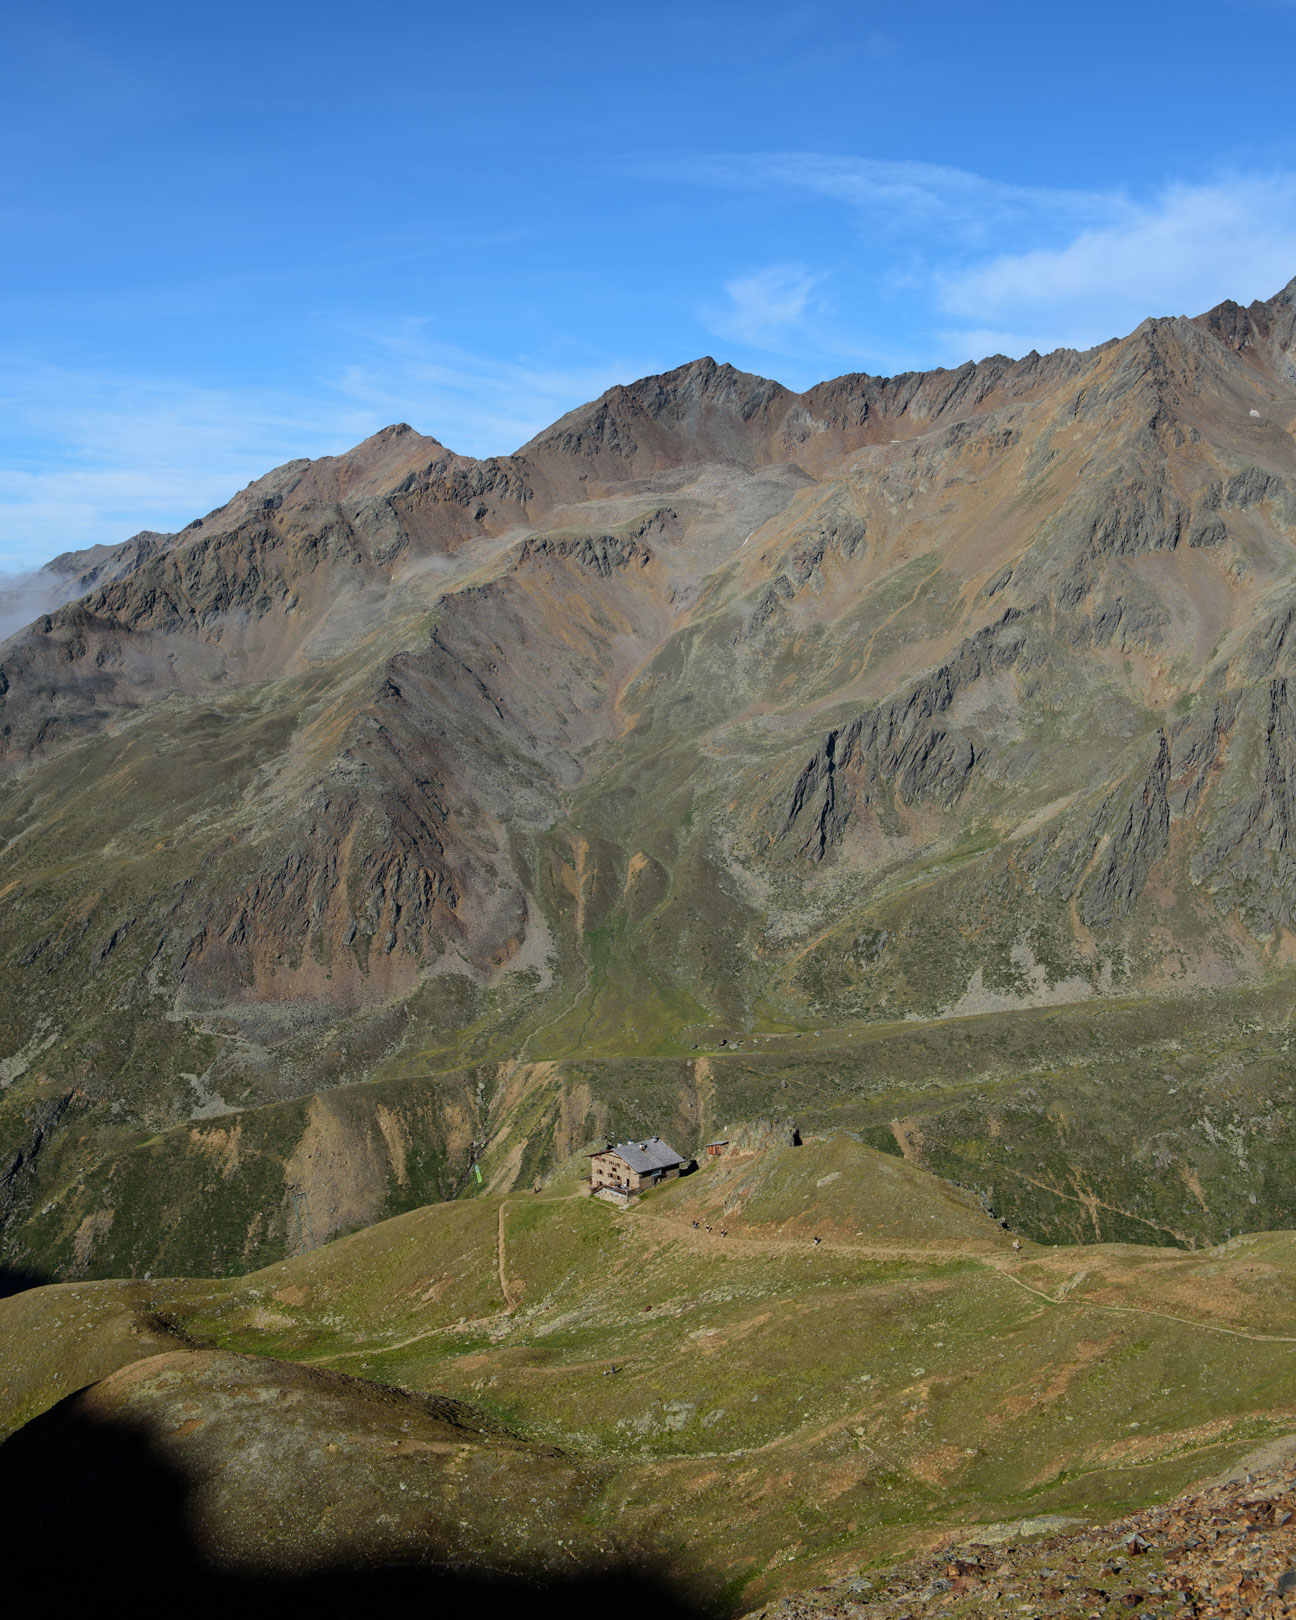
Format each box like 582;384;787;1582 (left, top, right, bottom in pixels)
3;0;1296;567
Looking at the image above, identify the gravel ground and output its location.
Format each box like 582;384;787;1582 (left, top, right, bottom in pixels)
750;1462;1296;1618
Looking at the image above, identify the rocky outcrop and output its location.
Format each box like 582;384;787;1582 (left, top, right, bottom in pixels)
1194;272;1296;374
0;1089;76;1221
1023;731;1174;924
1083;734;1171;925
765;1452;1296;1620
1190;678;1296;935
738;574;797;642
780;612;1027;858
407;451;534;515
517;533;652;576
1082;469;1184;561
1168;694;1241;816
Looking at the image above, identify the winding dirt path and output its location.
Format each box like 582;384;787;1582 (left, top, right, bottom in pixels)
638;1209;1296;1347
303;1196;1296;1375
299;1312;509;1364
990;1263;1296;1345
497;1201;517;1313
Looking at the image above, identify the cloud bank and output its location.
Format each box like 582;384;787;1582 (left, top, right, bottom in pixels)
937;176;1296;356
0;566;86;644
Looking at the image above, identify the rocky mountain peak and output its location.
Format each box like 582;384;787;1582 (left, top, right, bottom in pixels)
1193;276;1296;373
519;357;793;475
617;355;790;419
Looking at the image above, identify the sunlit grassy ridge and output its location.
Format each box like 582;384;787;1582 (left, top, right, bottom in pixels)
5;1137;1295;1606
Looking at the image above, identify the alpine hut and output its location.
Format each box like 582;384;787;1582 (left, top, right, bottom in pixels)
589;1137;685;1194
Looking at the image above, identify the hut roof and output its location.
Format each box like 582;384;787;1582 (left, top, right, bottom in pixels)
593;1137;684;1173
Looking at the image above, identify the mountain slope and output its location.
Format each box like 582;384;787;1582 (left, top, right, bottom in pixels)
2;280;1296;1279
5;1138;1296;1608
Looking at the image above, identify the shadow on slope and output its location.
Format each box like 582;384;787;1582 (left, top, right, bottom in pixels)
0;1262;50;1299
0;1387;721;1619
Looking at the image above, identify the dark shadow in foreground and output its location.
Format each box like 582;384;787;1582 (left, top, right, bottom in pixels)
0;1261;52;1299
0;1390;727;1620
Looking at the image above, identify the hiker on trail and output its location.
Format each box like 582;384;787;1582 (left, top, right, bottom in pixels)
705;1224;712;1232
692;1219;699;1228
1012;1239;1022;1251
813;1236;821;1246
720;1228;727;1237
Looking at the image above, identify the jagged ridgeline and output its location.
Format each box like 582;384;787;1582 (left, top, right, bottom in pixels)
3;282;1296;1280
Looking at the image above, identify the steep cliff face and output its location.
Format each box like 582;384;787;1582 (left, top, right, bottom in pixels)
3;278;1296;1279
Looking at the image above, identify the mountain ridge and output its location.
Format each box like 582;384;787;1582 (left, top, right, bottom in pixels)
3;277;1296;1282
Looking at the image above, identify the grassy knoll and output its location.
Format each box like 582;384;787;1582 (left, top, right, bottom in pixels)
5;1136;1296;1608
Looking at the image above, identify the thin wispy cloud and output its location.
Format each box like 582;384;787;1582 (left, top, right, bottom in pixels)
0;338;649;568
327;322;641;456
673;152;1296;369
647;152;1121;243
0;365;358;568
701;264;826;349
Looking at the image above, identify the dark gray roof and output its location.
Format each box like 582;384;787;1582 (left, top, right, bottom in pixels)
597;1136;683;1174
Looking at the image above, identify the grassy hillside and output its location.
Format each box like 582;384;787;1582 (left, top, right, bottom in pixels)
10;972;1296;1283
5;1137;1296;1609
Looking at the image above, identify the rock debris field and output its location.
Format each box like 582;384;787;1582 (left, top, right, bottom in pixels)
754;1459;1296;1618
